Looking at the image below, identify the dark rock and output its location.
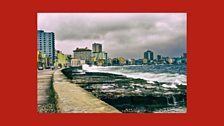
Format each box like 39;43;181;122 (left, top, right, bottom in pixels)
62;67;186;113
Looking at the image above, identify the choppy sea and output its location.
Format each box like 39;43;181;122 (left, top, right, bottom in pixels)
83;64;186;87
82;64;187;113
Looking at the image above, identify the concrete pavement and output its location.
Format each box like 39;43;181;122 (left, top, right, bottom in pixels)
53;69;121;113
37;69;57;113
37;69;120;113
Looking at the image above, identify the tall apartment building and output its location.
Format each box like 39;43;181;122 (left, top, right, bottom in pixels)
144;49;154;61
37;30;55;65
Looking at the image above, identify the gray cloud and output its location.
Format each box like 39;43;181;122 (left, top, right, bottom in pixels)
38;13;186;59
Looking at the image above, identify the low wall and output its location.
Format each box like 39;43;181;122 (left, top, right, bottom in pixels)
53;69;121;113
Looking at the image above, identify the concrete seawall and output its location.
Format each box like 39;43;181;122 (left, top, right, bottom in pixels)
53;69;121;113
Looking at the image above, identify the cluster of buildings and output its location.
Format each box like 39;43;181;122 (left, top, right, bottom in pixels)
37;30;71;69
37;30;187;69
71;44;186;66
140;50;187;65
71;43;108;66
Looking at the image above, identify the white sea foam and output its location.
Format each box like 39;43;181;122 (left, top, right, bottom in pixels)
82;64;187;86
162;84;177;88
101;85;114;89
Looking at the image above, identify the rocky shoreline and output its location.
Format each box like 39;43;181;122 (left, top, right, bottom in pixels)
62;68;186;113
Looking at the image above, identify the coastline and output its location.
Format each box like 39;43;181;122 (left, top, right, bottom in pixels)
62;67;187;113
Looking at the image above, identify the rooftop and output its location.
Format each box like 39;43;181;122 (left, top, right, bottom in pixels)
73;47;91;52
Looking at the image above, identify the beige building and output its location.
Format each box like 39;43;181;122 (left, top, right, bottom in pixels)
73;47;92;64
71;59;86;66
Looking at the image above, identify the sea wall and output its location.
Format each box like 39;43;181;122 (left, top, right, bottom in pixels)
61;67;186;113
53;69;121;113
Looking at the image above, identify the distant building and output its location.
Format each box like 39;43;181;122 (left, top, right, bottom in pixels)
112;58;119;66
92;52;108;66
55;50;68;67
107;58;113;66
135;59;143;65
37;30;55;66
144;49;154;61
157;55;162;60
66;55;72;66
92;43;102;53
175;58;182;64
73;47;92;64
167;57;174;64
126;59;136;65
91;43;108;66
143;58;148;64
71;59;81;66
118;57;126;65
125;60;130;65
37;51;48;68
131;59;136;65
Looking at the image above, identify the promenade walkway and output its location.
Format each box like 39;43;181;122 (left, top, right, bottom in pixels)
53;69;121;113
37;70;57;113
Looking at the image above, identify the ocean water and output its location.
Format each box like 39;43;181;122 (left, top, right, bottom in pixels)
83;64;187;88
82;64;187;113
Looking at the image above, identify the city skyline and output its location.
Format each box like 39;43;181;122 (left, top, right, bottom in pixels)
38;13;186;59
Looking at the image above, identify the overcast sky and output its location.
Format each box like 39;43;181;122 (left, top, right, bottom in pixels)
38;13;186;59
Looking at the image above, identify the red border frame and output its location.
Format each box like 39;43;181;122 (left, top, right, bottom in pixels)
1;0;224;126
